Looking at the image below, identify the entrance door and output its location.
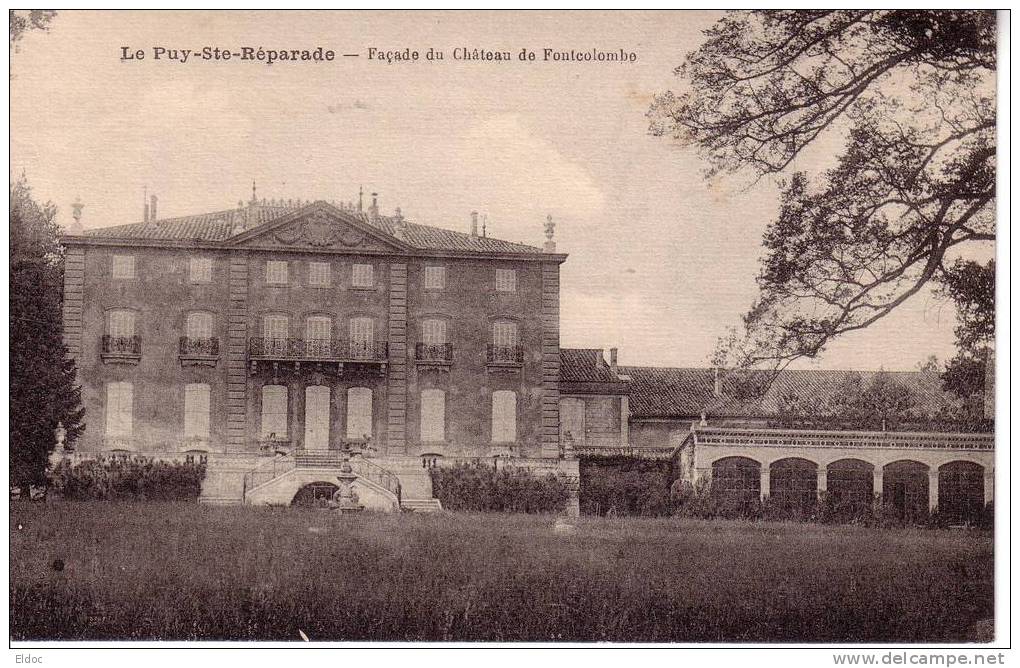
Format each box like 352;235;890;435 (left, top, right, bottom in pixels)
304;386;330;451
560;397;586;447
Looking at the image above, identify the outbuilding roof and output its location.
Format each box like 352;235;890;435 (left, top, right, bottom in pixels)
618;366;961;420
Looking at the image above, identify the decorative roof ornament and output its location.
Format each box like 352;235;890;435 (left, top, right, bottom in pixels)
543;214;556;253
69;197;84;235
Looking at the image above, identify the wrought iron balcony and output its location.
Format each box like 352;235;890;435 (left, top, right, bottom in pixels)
179;336;219;356
101;335;141;364
486;343;524;367
248;337;389;362
415;342;454;365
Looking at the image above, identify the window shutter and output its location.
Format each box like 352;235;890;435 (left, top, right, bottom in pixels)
420;389;446;442
261;385;288;439
491;390;517;443
184;383;211;439
187;312;212;339
106;382;133;438
346;387;373;439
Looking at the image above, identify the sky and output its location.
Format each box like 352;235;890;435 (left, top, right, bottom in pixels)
9;10;989;371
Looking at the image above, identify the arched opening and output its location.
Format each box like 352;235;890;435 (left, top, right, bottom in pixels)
769;458;818;512
827;459;874;516
883;460;929;519
938;461;985;523
710;457;761;510
292;482;339;507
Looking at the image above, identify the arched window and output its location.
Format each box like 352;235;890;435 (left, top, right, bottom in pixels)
106;381;134;438
491;390;517;443
183;383;211;440
422;318;447;345
346;387;373;440
492;320;518;347
305;316;332;357
304;386;331;451
349;317;374;358
107;309;135;337
261;385;288;440
186;312;213;339
420;389;446;442
263;314;289;341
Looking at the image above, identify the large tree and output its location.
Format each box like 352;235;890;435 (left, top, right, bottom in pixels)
10;177;84;487
650;10;996;369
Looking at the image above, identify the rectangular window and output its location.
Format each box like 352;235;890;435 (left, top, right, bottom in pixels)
308;262;331;287
422;319;447;346
491;390;517;443
184;383;211;440
495;268;516;293
420;389;446;442
349;317;374;345
186;312;212;339
266;260;288;285
112;255;135;279
492;321;518;347
263;315;289;341
261;385;288;439
346;387;373;440
106;382;133;438
108;310;136;337
352;263;374;288
189;257;212;283
424;265;446;290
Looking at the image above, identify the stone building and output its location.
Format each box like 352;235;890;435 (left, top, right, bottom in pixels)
561;352;995;520
60;192;575;510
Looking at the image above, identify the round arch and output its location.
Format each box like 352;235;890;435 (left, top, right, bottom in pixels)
938;461;985;522
883;460;930;519
710;456;761;509
769;457;818;511
292;481;339;507
826;458;874;516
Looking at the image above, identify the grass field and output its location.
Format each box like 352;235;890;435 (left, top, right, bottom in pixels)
10;502;993;642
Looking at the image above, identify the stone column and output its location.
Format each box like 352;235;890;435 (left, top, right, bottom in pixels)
386;262;408;455
620;396;629;446
928;469;939;512
817;467;827;497
984;467;994;505
760;465;770;501
873;467;884;500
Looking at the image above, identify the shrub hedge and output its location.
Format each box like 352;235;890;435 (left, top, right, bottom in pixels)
429;462;570;513
48;458;206;501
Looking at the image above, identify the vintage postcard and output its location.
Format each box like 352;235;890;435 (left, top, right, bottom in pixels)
8;8;1005;655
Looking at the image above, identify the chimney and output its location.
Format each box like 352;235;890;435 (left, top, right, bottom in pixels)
470;211;479;238
369;192;379;220
358;186;364;212
150;195;158;223
394;207;408;240
713;368;722;397
143;187;149;223
69;197;84;235
609;347;618;376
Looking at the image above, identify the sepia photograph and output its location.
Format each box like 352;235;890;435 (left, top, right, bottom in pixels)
7;8;1007;653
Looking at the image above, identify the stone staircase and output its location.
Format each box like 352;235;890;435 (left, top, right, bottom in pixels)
400;497;443;513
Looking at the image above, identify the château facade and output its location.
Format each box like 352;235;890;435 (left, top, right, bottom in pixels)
61;193;573;510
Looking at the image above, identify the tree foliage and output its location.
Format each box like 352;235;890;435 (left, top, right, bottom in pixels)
650;10;996;369
9;10;56;48
10;177;85;486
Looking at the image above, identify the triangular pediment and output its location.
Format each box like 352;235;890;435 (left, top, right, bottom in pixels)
226;202;412;252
